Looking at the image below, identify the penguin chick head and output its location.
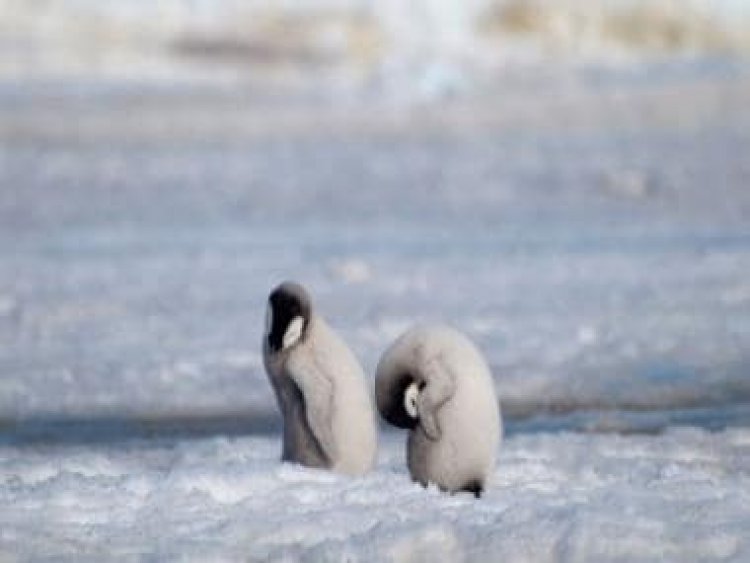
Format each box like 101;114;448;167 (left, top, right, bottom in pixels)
266;281;312;354
376;372;423;430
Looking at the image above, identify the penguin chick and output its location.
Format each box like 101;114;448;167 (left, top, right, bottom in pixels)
375;324;501;497
262;281;377;475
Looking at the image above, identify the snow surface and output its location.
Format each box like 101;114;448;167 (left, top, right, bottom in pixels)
1;429;749;560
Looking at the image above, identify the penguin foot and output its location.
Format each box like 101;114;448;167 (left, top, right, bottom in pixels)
461;480;483;499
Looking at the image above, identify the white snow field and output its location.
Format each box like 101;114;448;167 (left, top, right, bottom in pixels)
1;429;749;561
2;1;750;558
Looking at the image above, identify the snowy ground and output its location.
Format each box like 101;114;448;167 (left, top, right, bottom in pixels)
1;29;750;559
1;429;750;561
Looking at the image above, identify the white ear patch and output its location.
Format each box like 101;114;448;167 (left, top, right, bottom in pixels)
404;382;419;419
282;316;305;350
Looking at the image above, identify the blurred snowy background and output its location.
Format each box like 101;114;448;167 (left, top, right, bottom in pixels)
1;0;750;560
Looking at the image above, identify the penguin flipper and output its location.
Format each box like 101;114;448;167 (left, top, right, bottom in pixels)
415;354;456;441
288;360;338;464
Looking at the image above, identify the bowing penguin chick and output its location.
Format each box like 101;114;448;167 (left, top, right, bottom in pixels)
262;281;377;475
375;324;501;497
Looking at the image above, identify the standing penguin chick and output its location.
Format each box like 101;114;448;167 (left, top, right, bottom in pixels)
263;281;377;475
375;325;501;497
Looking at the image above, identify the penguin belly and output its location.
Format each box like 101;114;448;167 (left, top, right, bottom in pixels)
408;367;501;493
329;388;378;475
407;401;497;492
286;321;378;476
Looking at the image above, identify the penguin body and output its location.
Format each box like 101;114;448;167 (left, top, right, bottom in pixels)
376;325;501;496
263;282;377;475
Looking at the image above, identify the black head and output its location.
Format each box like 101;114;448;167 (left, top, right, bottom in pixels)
376;372;422;430
266;281;312;353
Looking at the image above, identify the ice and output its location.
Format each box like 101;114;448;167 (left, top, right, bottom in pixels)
3;108;748;420
1;429;749;560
